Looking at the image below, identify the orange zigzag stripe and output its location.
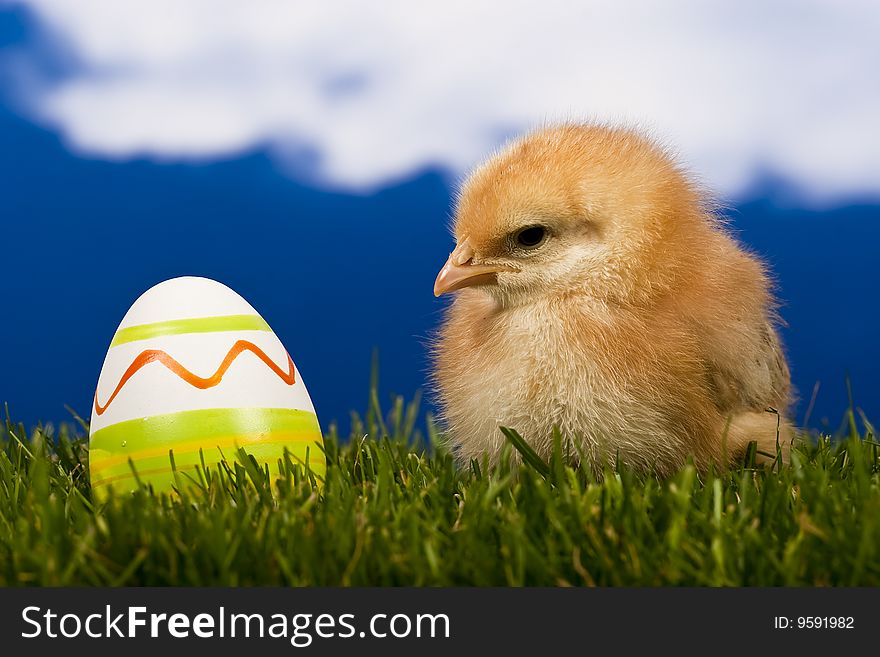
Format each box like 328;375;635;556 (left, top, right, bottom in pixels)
94;339;295;416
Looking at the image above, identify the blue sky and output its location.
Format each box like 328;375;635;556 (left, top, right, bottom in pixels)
1;1;878;433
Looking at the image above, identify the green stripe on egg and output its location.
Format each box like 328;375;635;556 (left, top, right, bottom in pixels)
89;407;324;495
109;314;272;346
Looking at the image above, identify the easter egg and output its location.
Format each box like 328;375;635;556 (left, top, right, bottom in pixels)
89;276;324;497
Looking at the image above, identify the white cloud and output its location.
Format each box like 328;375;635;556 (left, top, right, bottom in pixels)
6;0;880;201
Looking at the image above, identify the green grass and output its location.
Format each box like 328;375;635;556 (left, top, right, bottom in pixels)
1;394;879;586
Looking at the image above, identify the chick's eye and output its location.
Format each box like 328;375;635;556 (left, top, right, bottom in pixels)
514;225;547;249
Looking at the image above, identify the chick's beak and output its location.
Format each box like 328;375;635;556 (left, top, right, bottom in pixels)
433;239;510;297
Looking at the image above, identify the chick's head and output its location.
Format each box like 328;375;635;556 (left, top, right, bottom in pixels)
434;124;707;306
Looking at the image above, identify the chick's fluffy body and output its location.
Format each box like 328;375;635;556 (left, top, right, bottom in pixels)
434;125;791;474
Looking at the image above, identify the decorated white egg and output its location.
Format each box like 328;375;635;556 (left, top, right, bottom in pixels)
89;276;324;496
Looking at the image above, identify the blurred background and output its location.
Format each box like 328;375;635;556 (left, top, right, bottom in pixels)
1;0;877;434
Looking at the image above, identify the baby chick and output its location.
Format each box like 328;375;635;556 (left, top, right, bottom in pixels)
432;124;792;474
